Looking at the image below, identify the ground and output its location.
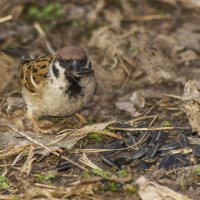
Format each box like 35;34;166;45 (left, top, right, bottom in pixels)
0;0;200;199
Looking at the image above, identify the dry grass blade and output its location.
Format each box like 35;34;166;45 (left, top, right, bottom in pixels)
69;175;132;186
34;22;55;55
34;183;58;189
109;126;191;131
162;93;181;99
20;145;36;175
79;153;102;170
97;130;122;139
4;151;24;175
0;122;86;171
0;146;29;160
74;116;158;153
0;195;22;199
49;120;115;146
127;115;156;124
0;120;115;171
0;15;13;23
170;147;193;155
123;14;172;22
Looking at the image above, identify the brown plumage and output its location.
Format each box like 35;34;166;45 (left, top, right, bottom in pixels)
56;46;87;60
19;56;55;93
18;46;96;133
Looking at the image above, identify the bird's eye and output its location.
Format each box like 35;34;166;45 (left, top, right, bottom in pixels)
59;58;64;64
80;58;87;66
88;62;92;69
59;58;71;66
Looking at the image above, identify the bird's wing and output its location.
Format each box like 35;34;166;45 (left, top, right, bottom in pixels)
19;56;55;93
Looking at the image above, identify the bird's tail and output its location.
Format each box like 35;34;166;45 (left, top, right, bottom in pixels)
0;48;29;62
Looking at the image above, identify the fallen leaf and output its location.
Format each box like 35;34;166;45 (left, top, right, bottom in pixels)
20;145;36;175
180;80;200;133
115;101;139;117
0;120;115;153
136;176;191;200
130;90;146;109
79;153;102;170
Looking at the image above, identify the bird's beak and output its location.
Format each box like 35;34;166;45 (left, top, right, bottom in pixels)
71;60;94;77
74;67;94;77
71;60;78;72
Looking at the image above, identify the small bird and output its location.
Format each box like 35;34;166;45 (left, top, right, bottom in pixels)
19;46;96;133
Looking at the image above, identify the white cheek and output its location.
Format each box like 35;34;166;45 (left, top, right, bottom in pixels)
49;61;69;88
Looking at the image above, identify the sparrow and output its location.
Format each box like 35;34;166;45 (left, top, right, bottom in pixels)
19;46;96;133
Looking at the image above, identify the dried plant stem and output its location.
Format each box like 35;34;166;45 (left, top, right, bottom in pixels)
75;116;158;153
109;126;191;131
97;130;122;139
127;115;156;124
1;122;87;171
123;14;171;22
34;22;55;55
0;15;13;23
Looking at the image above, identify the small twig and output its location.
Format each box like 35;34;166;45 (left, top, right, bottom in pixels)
127;115;156;124
133;115;158;147
74;116;158;153
1;122;87;171
0;15;13;23
158;107;179;111
144;98;165;116
97;130;122;139
0;164;22;167
68;176;132;186
117;56;131;76
34;22;55;55
109;126;191;131
123;14;171;22
48;130;74;145
0;195;21;200
34;183;58;189
162;93;181;99
34;22;46;37
167;164;199;174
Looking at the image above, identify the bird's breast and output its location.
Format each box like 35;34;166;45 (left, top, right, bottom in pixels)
27;76;96;117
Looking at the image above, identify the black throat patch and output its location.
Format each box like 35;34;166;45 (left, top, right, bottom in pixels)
65;76;83;98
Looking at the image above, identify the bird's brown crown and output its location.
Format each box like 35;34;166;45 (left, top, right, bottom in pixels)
56;46;87;60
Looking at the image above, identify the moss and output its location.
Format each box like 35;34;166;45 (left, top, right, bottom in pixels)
33;173;55;183
117;170;128;178
88;132;102;142
0;176;9;190
161;120;171;127
91;168;109;178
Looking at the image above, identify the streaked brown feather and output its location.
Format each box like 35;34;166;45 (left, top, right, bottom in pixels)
19;56;55;93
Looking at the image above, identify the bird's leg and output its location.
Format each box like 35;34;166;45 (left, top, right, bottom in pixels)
74;113;87;124
30;116;49;134
27;108;53;134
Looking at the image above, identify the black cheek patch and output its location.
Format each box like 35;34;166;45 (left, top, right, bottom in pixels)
52;64;59;78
